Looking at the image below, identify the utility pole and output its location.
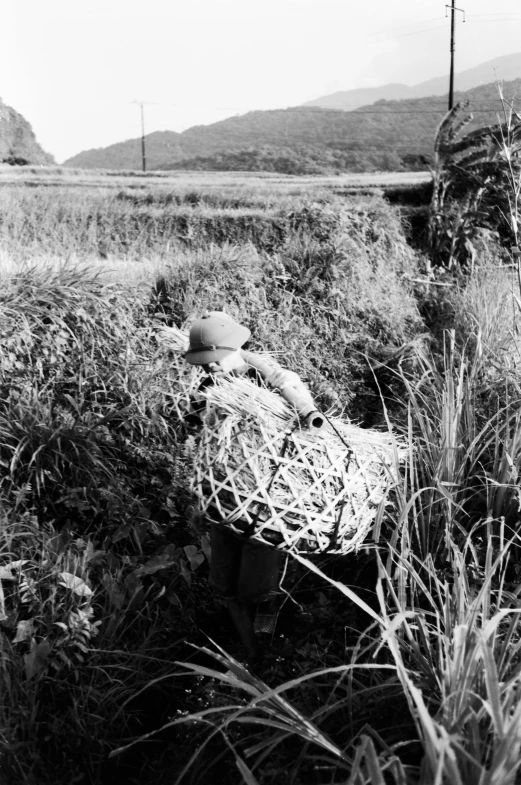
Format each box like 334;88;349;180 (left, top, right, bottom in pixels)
140;102;146;172
131;101;147;171
446;2;465;111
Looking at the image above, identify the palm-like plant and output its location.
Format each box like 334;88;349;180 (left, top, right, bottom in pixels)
429;95;521;269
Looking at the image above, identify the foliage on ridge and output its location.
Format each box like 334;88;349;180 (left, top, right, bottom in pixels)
63;79;521;174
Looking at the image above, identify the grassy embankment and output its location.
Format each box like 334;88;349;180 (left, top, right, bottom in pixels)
1;171;521;785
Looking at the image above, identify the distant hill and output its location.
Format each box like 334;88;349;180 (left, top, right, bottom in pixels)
0;98;54;165
63;78;521;174
303;52;521;110
65;130;182;171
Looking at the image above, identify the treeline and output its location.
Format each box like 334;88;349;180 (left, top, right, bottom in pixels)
164;145;432;175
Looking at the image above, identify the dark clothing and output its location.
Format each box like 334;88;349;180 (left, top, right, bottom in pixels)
185;367;283;604
209;524;283;603
181;352;314;658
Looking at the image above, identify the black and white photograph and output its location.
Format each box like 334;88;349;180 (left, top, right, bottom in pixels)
1;1;521;783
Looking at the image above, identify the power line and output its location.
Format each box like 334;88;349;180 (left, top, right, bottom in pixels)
366;7;521;40
369;12;520;44
342;108;512;114
465;17;521;23
125;107;519;122
466;11;520;16
125;101;517;115
372;23;450;42
217;105;519;115
369;16;445;37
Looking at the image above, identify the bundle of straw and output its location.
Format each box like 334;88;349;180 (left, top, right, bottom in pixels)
192;375;401;554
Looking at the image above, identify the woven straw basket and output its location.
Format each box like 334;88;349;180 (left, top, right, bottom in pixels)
191;375;400;554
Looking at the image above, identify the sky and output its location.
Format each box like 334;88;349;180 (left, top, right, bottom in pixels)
2;0;521;163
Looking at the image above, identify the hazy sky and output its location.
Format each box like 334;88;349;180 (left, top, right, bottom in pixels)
2;0;521;162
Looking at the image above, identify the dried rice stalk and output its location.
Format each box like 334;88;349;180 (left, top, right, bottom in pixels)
192;375;402;554
154;324;189;352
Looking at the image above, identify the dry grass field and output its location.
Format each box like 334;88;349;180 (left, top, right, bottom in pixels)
0;163;432;191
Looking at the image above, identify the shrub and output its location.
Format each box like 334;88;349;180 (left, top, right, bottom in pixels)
428;95;521;268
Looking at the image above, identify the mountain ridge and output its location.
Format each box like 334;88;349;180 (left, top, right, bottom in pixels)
302;52;521;110
63;74;521;174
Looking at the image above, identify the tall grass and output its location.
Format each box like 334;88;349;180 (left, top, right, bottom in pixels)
0;263;214;784
0;185;422;264
131;331;521;785
4;171;521;784
450;266;521;371
138;528;521;784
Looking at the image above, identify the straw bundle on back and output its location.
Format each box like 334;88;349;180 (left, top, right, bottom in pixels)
192;375;400;554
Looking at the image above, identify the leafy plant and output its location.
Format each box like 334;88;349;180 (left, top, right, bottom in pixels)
428;95;521;268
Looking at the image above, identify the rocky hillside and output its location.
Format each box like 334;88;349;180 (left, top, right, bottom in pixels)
0;98;54;165
63;77;521;174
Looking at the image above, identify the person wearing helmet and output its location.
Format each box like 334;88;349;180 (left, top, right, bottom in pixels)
184;310;251;369
183;311;315;665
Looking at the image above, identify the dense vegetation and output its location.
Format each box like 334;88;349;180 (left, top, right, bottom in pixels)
160;144;421;175
0;181;423;416
1;149;521;785
426;93;521;268
64;79;521;174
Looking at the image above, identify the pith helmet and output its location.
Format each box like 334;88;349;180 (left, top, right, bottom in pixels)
184;311;251;365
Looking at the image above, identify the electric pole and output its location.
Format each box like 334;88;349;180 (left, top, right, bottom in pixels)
131;101;147;171
446;2;465;111
140;102;146;172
